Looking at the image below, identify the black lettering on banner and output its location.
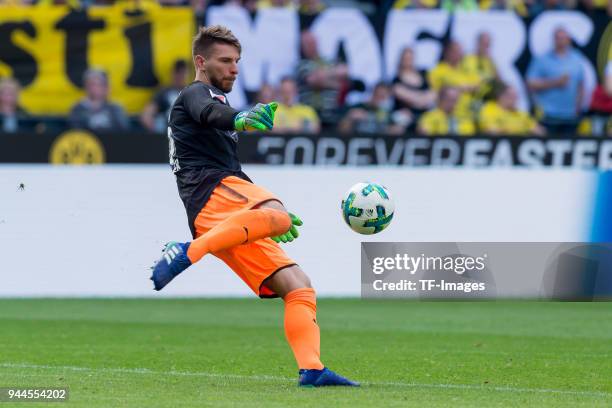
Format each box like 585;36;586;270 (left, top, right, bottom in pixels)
0;22;38;86
124;9;158;87
55;10;106;88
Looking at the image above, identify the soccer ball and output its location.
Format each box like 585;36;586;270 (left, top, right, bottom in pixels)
341;182;394;235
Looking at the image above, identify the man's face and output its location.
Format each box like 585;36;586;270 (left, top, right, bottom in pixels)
85;76;108;101
440;88;459;113
257;84;275;104
372;85;390;106
554;29;571;51
478;33;491;53
301;31;318;60
172;68;188;89
0;83;18;107
280;80;297;104
446;42;463;65
499;87;518;110
196;43;240;93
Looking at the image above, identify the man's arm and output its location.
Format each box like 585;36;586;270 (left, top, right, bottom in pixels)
183;85;277;131
140;102;159;131
527;75;568;92
182;85;237;130
526;58;568;92
200;103;237;130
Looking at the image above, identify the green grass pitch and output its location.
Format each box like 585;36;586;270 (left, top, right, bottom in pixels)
0;299;610;407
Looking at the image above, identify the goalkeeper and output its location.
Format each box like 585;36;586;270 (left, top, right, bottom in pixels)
150;25;358;388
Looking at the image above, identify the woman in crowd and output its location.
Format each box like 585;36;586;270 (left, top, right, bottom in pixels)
391;47;436;122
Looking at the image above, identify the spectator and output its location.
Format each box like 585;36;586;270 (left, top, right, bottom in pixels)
273;77;320;134
296;30;349;128
479;84;545;135
527;27;584;136
392;47;435;120
191;0;208;17
299;0;325;28
528;0;576;15
578;62;612;136
0;78;28;134
257;0;295;9
338;82;409;136
479;0;528;16
428;40;480;118
69;69;129;131
418;87;475;136
580;0;612;15
392;0;440;8
441;0;479;11
462;31;499;103
140;59;189;133
255;83;276;104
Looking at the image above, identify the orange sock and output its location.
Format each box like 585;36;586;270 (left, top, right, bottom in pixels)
284;288;324;370
186;208;291;263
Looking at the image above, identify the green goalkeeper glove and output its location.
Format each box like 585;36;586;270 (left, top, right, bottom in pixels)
271;213;303;243
234;102;278;131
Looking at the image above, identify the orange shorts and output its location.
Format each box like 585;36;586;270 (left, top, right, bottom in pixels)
194;176;296;298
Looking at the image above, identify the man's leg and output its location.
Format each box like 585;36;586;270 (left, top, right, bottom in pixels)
256;202;358;386
263;264;323;370
186;204;291;263
263;264;359;387
151;176;293;291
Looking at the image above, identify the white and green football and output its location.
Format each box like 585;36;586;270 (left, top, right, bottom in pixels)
341;182;394;235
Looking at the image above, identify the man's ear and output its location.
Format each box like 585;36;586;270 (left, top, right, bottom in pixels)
195;54;206;72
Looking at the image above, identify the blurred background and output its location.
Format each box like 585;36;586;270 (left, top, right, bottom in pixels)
0;0;611;297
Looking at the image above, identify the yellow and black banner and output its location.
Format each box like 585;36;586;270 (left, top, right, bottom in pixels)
0;4;194;115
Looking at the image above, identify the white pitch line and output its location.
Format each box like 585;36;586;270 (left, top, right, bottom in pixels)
0;363;609;398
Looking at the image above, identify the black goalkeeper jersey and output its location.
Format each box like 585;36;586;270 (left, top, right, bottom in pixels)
168;81;251;238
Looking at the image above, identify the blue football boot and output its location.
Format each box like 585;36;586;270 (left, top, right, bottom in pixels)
150;242;192;291
298;367;360;387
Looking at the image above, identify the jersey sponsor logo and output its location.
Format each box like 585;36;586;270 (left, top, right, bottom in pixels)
208;89;227;105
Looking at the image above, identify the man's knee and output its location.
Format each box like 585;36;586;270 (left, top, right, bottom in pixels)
256;199;286;213
255;201;291;235
264;265;312;298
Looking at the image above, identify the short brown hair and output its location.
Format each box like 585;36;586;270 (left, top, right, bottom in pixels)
192;25;241;58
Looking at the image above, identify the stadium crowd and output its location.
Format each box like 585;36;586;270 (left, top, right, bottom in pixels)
0;0;611;16
0;1;611;136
